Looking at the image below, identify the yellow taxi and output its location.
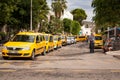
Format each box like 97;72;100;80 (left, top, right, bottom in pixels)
53;35;62;49
75;35;80;42
79;36;87;42
44;34;54;52
94;34;103;49
61;35;67;46
2;32;46;60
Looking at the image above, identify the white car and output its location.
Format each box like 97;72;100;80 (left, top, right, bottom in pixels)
67;37;72;44
71;36;76;44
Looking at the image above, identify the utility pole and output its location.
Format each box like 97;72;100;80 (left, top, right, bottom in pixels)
30;0;32;31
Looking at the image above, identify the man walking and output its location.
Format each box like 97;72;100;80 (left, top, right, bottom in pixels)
89;33;95;53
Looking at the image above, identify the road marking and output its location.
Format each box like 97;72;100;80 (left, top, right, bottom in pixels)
1;63;11;67
0;69;16;72
34;69;54;72
72;69;92;72
111;70;120;72
24;62;32;66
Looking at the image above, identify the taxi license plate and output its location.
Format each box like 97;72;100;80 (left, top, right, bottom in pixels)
9;51;18;53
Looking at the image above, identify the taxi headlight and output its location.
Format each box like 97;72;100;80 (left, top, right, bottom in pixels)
22;47;30;50
2;46;7;50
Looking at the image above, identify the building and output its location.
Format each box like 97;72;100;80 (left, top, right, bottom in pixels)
80;21;95;36
60;10;73;20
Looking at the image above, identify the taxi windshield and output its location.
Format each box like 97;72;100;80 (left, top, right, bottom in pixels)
12;35;35;42
95;36;102;40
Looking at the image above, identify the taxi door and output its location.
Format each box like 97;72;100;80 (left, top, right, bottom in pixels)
35;35;42;55
39;35;46;54
49;35;54;50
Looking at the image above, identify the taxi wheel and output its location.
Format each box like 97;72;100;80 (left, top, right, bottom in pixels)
30;51;35;60
42;47;46;56
52;46;54;51
3;57;8;60
60;44;62;48
47;47;50;53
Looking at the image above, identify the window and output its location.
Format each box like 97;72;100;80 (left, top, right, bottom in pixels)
12;35;35;42
49;36;53;42
95;36;102;40
36;36;40;43
40;36;43;42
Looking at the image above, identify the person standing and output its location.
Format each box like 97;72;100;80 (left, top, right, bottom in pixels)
89;33;95;53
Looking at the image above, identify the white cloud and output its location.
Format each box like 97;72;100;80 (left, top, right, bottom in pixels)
46;0;94;21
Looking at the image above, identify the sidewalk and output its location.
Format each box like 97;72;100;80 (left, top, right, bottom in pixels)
106;50;120;59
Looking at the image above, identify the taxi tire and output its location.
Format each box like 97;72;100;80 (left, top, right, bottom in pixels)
52;46;54;51
42;47;46;56
30;51;35;60
3;56;8;60
47;47;50;53
60;44;62;48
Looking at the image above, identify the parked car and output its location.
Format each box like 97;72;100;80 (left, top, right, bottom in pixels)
75;35;80;42
94;34;103;49
70;36;76;44
2;32;46;60
44;34;54;53
53;35;62;49
61;35;67;46
66;36;72;45
79;36;87;42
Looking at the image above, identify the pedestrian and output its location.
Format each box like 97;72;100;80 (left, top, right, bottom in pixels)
89;33;95;53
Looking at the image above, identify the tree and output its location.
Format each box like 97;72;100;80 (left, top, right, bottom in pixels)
48;15;63;34
71;21;81;35
51;0;67;19
51;0;67;34
71;8;87;25
92;0;120;29
33;0;49;32
63;18;72;34
0;0;19;33
63;18;81;35
0;0;49;33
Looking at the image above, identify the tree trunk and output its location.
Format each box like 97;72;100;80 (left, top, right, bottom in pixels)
35;22;40;32
2;24;7;34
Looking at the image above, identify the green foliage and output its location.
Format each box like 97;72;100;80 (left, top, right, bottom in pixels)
71;21;81;35
47;16;63;34
71;8;87;25
63;18;81;35
0;0;49;32
51;0;67;19
92;0;120;28
63;18;72;33
0;0;18;25
0;32;6;40
0;32;6;36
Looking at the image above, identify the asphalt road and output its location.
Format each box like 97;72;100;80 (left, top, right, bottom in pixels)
0;42;120;80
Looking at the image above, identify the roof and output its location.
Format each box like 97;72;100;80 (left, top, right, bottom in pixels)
106;27;120;32
17;32;43;35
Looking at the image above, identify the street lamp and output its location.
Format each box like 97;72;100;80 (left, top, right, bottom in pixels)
30;0;32;31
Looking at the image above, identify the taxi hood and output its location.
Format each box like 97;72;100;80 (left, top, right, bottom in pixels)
4;42;34;47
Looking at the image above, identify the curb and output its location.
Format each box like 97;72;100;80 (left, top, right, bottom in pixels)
106;50;120;56
106;50;120;59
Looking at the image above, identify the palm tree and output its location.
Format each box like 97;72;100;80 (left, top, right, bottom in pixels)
34;0;49;32
51;0;67;19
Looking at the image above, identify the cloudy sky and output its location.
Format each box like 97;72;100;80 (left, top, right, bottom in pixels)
46;0;94;21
